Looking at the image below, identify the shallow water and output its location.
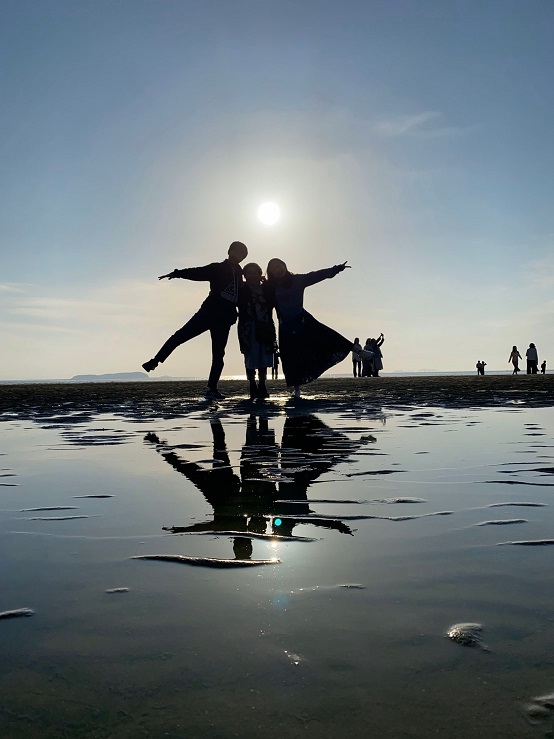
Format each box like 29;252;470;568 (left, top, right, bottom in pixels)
2;395;554;737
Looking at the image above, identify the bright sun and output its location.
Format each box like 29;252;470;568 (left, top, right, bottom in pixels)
257;202;280;226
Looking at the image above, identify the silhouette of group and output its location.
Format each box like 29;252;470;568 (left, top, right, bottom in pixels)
509;343;545;375
142;241;372;399
352;334;384;377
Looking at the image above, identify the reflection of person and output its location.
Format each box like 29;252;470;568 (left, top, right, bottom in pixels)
508;346;522;375
541;360;547;374
142;241;248;400
526;343;539;374
237;263;276;399
271;343;280;380
352;338;362;377
266;258;369;398
144;412;372;555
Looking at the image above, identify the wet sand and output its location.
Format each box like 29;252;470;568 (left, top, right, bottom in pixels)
1;374;553;420
1;377;554;738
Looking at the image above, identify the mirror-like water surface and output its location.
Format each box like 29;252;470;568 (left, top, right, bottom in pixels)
2;389;554;737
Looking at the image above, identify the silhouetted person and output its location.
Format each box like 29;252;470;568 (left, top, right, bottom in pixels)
237;263;276;399
266;259;369;398
361;338;373;377
142;241;248;399
352;338;362;377
271;342;280;380
508;346;522;375
541;360;547;374
526;343;539;374
370;333;385;376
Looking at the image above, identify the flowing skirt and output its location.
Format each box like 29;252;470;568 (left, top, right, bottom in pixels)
279;310;352;387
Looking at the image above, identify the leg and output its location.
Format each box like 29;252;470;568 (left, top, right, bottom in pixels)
246;368;258;399
145;309;211;370
258;368;269;398
207;322;232;390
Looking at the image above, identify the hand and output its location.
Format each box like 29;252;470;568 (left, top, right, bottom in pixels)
158;271;175;280
335;261;351;272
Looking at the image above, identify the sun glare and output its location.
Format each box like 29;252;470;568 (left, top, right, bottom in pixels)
257;202;280;226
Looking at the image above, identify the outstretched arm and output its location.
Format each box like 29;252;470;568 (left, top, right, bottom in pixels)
158;264;217;281
302;261;350;288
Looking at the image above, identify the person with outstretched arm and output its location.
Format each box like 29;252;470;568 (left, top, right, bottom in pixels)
142;241;248;399
265;258;373;398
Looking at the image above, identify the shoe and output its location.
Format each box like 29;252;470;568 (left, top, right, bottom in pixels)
142;358;158;372
257;385;269;399
293;387;301;399
205;388;225;400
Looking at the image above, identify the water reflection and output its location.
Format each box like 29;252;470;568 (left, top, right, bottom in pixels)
145;413;374;558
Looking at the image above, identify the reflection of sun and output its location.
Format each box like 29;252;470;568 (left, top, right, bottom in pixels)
258;202;280;225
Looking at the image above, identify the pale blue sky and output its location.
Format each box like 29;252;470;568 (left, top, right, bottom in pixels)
1;0;553;378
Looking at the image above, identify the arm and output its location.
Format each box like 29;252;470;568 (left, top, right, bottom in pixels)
302;262;350;288
376;334;385;347
158;263;217;281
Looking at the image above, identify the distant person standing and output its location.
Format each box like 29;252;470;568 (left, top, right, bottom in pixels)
352;338;362;377
476;361;482;376
370;333;385;377
526;343;539;374
142;241;248;399
272;342;280;380
508;346;522;375
541;360;547;374
361;338;373;377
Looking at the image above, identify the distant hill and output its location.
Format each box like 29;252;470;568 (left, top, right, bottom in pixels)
69;372;150;382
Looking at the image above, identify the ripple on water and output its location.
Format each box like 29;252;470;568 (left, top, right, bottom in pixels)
446;623;488;650
0;608;34;620
475;519;527;526
132;554;280;567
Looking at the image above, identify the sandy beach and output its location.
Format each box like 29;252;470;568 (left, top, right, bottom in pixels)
1;374;553;420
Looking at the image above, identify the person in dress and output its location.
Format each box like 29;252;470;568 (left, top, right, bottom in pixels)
369;333;385;376
508;346;522;375
526;343;539;374
142;241;248;399
237;263;276;399
352;338;362;377
361;338;373;377
265;258;369;398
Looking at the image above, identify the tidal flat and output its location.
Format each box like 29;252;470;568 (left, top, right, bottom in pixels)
1;376;554;738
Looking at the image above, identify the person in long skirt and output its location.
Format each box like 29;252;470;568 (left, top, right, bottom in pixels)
237;263;276;399
265;258;370;398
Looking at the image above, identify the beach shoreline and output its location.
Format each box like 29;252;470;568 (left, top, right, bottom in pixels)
1;374;553;419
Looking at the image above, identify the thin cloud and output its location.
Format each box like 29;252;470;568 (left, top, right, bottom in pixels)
373;111;476;139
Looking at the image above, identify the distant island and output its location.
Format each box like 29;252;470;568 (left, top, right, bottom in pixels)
70;372;150;382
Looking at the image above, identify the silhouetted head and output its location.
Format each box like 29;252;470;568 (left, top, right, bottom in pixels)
243;262;263;286
228;241;248;264
267;258;288;280
233;537;253;560
354;337;359;344
512;345;517;352
529;342;535;348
